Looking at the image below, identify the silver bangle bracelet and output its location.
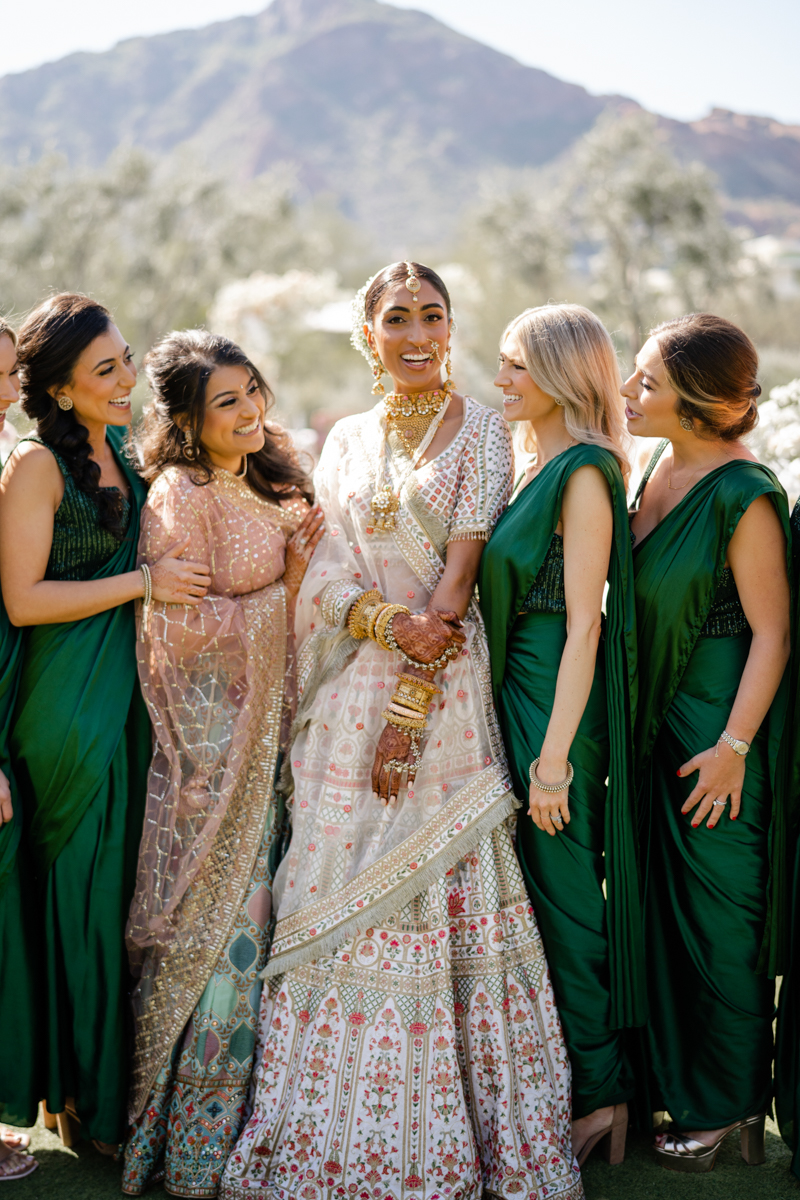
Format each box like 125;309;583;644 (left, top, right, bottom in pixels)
529;757;574;794
140;562;153;607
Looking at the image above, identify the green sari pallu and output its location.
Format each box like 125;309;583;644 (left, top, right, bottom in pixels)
0;601;44;1128
774;498;800;1177
633;445;790;1132
9;427;151;1144
479;443;646;1118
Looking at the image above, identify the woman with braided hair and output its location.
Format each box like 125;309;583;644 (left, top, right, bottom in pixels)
220;263;583;1200
0;294;211;1152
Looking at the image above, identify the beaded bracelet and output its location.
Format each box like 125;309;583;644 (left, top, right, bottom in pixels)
373;603;411;651
381;614;461;671
529;757;574;794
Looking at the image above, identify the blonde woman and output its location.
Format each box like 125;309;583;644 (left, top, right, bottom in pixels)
479;304;645;1166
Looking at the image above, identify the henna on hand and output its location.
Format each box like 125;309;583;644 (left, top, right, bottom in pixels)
371;722;419;805
391;607;465;666
284;505;324;598
150;538;211;606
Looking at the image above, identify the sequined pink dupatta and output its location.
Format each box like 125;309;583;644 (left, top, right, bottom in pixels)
126;465;304;1120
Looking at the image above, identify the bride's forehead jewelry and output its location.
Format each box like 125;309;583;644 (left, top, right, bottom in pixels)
405;261;421;303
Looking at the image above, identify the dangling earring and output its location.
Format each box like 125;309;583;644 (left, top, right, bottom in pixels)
371;351;386;397
184;428;199;461
679;416;693;431
442;345;455;395
57;394;73;411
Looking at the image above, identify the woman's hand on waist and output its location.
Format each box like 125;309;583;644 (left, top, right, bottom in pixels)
150;537;211;606
284;504;324;598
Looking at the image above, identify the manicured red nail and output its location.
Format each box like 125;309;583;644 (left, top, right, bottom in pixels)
692;822;698;828
676;770;681;776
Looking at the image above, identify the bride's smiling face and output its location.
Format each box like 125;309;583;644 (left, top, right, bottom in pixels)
365;279;451;394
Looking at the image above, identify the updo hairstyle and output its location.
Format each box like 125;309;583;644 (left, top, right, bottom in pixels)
16;293;127;538
138;329;313;504
651;313;760;441
364;262;452;326
505;303;630;484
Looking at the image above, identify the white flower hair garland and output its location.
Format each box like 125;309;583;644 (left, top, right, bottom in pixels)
349;270;382;364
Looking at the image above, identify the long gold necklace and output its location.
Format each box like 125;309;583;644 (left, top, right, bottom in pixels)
371;391;450;530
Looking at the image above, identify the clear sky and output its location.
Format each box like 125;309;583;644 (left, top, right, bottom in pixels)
1;0;798;126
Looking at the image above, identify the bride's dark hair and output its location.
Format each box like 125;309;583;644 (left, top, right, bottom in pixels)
138;329;313;504
16;293;128;538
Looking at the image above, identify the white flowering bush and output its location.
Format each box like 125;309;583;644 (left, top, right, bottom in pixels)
748;379;800;505
209;269;346;380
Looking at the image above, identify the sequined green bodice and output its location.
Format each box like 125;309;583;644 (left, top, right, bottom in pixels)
700;567;749;638
24;437;131;582
520;533;566;614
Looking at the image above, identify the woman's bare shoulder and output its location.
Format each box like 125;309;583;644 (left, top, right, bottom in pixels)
1;439;62;495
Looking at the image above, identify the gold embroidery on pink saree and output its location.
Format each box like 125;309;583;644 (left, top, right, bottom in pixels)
266;399;518;976
126;466;303;1120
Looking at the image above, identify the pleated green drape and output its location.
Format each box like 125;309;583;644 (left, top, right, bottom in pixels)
0;601;44;1127
633;455;790;1131
479;443;646;1034
8;427;151;1142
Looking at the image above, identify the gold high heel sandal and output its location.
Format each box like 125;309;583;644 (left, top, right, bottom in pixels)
574;1103;628;1167
654;1112;766;1172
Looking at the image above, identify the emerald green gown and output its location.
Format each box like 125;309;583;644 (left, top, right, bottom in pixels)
479;444;646;1119
0;601;44;1128
774;497;800;1177
632;442;790;1131
7;430;150;1144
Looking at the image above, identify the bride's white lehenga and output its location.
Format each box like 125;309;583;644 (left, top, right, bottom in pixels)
220;397;583;1200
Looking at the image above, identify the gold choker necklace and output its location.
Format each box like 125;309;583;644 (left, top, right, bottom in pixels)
385;390;447;452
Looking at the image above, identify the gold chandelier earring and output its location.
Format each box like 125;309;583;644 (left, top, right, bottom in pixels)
371;350;386;396
430;339;456;396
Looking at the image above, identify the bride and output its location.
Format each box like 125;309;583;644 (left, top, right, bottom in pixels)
220;262;583;1200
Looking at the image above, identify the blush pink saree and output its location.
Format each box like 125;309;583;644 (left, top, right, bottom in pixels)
122;464;305;1198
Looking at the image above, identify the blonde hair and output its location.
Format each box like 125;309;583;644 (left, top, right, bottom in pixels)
503;304;630;484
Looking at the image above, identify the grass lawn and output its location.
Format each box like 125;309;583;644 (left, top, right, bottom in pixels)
9;1111;800;1199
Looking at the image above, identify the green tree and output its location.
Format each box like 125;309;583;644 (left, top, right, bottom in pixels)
0;148;355;355
568;111;741;351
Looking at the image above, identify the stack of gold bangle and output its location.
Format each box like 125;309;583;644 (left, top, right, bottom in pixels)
373;603;411;650
346;589;414;653
383;671;440;732
347;589;385;639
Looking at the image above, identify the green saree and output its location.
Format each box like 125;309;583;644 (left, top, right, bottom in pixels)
479;443;645;1118
9;427;150;1144
0;601;44;1128
632;442;790;1131
774;498;800;1177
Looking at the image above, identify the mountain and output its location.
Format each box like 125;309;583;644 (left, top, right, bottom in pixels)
0;0;798;242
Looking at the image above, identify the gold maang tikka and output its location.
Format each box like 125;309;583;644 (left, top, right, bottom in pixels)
405;261;421;302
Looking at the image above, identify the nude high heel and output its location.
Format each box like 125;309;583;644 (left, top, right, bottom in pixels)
575;1102;628;1167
